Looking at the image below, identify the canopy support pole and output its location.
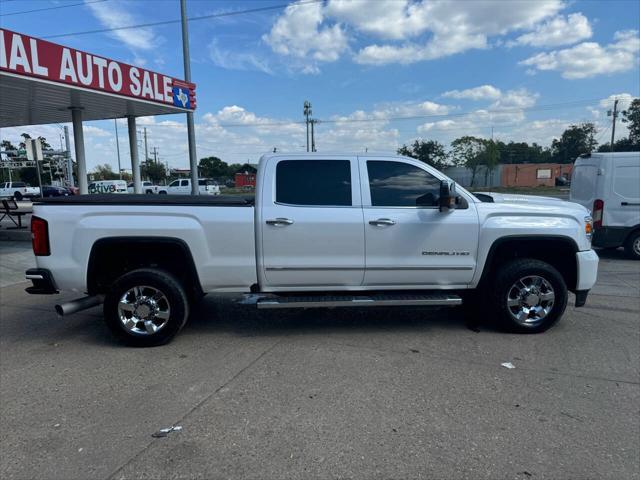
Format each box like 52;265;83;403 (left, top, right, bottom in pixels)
71;107;87;194
127;116;142;194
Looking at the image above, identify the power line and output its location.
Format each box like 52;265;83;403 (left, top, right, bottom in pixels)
139;97;607;129
0;0;108;17
40;0;322;40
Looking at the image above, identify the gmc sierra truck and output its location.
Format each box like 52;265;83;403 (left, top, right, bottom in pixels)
25;154;598;347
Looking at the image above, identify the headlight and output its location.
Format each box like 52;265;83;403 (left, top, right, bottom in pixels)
584;215;593;241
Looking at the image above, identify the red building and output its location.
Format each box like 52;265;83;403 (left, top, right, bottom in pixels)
501;163;573;187
235;172;256;188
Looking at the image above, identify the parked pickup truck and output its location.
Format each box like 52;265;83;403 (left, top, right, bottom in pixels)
26;154;598;347
0;181;40;200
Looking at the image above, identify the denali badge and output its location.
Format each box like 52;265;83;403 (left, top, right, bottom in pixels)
422;251;470;256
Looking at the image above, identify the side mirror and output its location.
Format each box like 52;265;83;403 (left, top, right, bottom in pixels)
439;181;457;212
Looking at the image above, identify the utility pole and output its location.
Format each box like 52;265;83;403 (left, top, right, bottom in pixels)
304;100;312;152
310;119;317;152
608;99;619;152
143;127;149;163
152;147;158;164
114;119;122;179
181;0;199;195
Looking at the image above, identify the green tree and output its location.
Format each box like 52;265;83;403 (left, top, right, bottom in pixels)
597;137;640;153
397;139;449;169
141;160;167;184
496;141;551;164
229;163;257;175
451;136;485;186
481;139;500;186
551;123;598;164
1;140;17;157
198;156;229;178
92;164;119;180
18;167;38;186
18;133;31;150
621;98;640;145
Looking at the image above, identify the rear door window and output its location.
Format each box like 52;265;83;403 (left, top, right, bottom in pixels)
571;166;598;202
276;160;352;206
180;180;189;187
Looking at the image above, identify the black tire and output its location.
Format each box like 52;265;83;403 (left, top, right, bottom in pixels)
13;191;23;201
103;268;189;347
159;191;167;195
623;230;640;260
490;258;567;334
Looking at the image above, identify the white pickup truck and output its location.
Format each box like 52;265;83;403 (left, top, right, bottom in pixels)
0;181;40;200
26;154;598;347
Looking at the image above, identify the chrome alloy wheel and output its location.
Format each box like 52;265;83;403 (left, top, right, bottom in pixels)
506;275;555;326
118;286;171;335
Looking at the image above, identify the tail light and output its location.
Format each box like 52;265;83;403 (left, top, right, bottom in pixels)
31;216;50;256
592;199;604;229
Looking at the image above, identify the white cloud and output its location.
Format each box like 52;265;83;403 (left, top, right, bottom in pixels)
353;0;564;65
262;0;348;72
442;85;502;101
325;0;431;40
84;0;158;51
520;30;640;79
511;13;592;48
208;40;272;74
83;126;111;137
598;93;635;110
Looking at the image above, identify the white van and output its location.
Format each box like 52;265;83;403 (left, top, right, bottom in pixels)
570;152;640;259
88;180;128;194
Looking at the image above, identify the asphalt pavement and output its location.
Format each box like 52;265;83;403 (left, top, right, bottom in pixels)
0;245;638;480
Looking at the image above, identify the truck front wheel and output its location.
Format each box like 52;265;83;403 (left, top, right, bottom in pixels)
490;258;568;333
103;268;189;347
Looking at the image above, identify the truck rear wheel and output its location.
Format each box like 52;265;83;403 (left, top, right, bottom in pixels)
490;258;567;333
103;268;189;347
624;230;640;260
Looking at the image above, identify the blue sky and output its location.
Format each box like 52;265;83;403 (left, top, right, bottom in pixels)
1;0;639;171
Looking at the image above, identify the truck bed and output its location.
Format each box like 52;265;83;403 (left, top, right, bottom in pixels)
34;194;255;206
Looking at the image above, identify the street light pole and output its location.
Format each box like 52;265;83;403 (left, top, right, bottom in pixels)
180;0;199;195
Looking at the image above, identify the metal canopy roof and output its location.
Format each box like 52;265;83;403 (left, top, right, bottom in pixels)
0;72;189;128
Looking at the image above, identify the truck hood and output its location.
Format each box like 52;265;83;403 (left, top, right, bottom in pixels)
475;192;565;206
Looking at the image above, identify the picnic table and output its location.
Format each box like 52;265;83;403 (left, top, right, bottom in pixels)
0;198;33;229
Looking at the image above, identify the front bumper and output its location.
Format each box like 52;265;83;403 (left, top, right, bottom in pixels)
25;268;58;294
574;250;599;306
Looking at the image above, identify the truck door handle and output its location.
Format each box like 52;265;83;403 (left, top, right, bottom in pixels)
621;202;640;206
266;218;294;226
369;218;396;226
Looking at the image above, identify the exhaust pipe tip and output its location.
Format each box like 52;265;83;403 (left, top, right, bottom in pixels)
55;295;103;316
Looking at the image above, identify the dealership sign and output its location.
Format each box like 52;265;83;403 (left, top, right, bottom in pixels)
0;29;196;110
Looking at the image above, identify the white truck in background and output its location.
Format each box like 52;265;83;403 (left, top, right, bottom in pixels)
157;178;220;195
127;181;161;194
0;181;40;200
26;153;598;347
570;152;640;259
